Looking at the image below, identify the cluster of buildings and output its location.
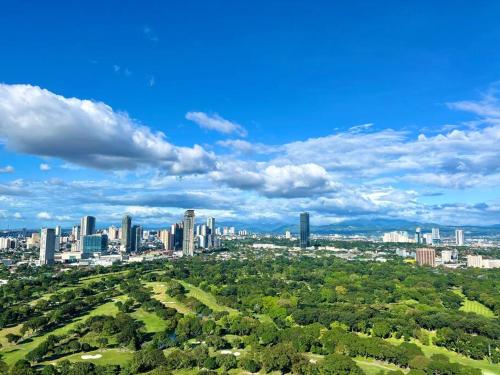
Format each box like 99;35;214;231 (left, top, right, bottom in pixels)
466;255;500;269
32;209;223;266
383;227;465;246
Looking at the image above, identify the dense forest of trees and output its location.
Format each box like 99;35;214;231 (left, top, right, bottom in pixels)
0;248;498;374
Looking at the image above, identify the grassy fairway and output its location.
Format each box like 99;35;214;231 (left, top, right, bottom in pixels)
43;348;134;366
453;289;496;318
354;357;406;374
0;295;126;366
178;280;238;315
385;336;500;375
147;282;191;314
131;308;168;333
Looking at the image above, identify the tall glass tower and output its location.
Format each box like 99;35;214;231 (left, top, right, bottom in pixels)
183;209;195;256
121;215;132;253
300;212;310;249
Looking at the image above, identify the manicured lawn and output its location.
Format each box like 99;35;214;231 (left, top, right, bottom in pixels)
43;348;134;366
0;295;127;365
131;308;168;333
354;357;407;374
453;289;496;318
146;282;191;314
178;280;238;315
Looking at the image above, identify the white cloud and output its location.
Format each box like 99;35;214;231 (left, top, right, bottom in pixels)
186;112;248;137
37;211;52;220
0;165;14;173
0;84;215;174
143;26;158;42
40;163;51;171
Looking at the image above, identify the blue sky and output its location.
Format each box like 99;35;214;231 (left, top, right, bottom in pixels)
1;1;500;228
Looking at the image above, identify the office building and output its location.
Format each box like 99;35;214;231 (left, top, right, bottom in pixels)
423;233;433;245
108;226;119;240
431;227;440;243
182;209;195;256
300;212;310;249
414;227;421;244
455;229;465;246
40;228;56;265
71;225;80;241
55;225;62;236
131;225;142;252
80;216;96;237
171;223;183;251
121;215;132;253
416;248;436;267
81;234;108;255
207;217;215;234
159;229;172;250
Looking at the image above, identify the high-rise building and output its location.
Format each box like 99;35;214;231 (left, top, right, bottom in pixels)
416;248;436;267
182;209;195;256
171;223;184;251
81;234;108;255
207;217;215;234
40;228;56;265
383;231;412;243
108;226;119;240
414;227;421;244
159;229;172;250
300;212;310;249
131;225;142;252
431;228;440;241
285;230;291;239
455;229;465;246
121;215;132;253
55;225;62;236
80;216;96;237
71;225;80;241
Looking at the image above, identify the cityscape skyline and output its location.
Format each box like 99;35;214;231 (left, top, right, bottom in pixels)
1;2;500;228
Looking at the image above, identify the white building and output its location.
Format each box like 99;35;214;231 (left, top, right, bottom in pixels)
467;255;483;268
382;231;413;243
455;229;465;246
441;250;453;263
40;228;56;265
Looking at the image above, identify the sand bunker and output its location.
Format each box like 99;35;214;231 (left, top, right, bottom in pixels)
81;354;103;360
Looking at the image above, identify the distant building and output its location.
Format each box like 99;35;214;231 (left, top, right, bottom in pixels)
300;212;310;249
108;226;119;240
423;233;433;245
383;231;412;243
207;217;215;234
171;223;183;251
182;210;195;256
71;225;80;241
441;250;453;263
121;215;132;253
159;229;172;250
285;230;291;239
467;255;483;268
431;228;440;244
455;229;465;246
40;228;56;265
81;234;108;255
55;225;62;236
414;227;421;244
416;248;436;267
131;225;142;252
80;216;96;237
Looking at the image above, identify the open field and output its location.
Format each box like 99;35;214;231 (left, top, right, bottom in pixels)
131;307;168;333
147;281;192;314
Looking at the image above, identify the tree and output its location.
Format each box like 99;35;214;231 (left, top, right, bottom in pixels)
6;333;21;343
130;346;167;373
319;354;363;375
9;359;36;375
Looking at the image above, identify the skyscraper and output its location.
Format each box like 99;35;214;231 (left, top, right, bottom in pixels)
40;228;56;265
80;216;96;237
121;215;132;253
71;225;80;241
55;225;62;236
455;229;465;246
171;223;183;251
182;209;195;256
414;227;421;244
300;212;310;249
159;229;172;250
431;227;440;240
207;217;215;234
131;225;142;252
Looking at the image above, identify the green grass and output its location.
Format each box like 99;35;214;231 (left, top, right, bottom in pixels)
131;308;168;333
354;357;407;374
178;280;238;315
147;282;191;314
385;336;500;375
0;295;127;365
42;348;134;366
452;289;496;318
